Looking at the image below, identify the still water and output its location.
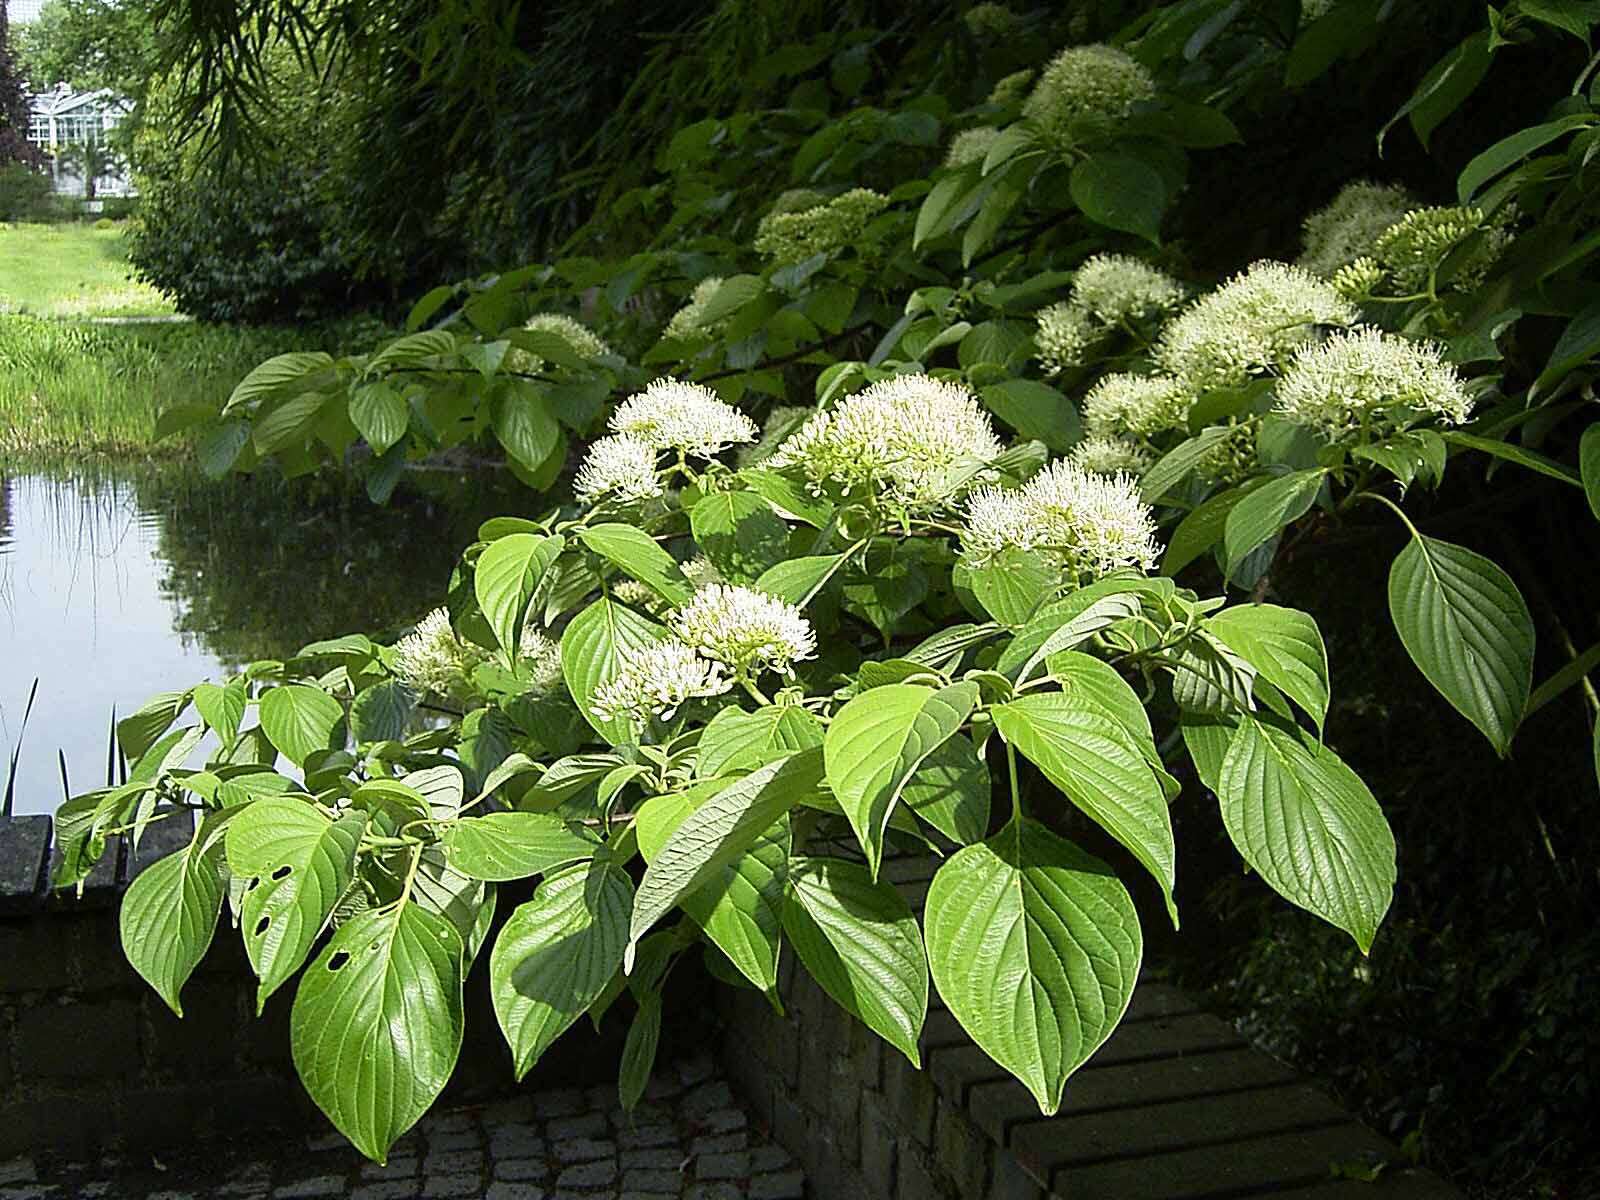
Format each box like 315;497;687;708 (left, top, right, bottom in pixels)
0;464;527;816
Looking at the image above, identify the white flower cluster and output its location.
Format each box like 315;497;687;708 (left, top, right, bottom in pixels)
1082;372;1192;439
574;435;663;506
1153;260;1358;391
945;127;1000;170
590;639;731;725
1298;181;1418;279
1068;434;1155;476
753;189;890;267
1274;326;1472;441
610;379;757;458
1035;301;1104;374
393;608;562;700
504;313;611;374
962;459;1160;578
767;374;1004;512
1035;256;1186;373
1023;45;1156;147
663;277;729;342
1373;204;1515;293
670;584;816;677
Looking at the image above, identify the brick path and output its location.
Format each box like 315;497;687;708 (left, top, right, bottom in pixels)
0;1053;803;1200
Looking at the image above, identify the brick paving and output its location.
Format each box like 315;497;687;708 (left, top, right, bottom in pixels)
0;1054;803;1200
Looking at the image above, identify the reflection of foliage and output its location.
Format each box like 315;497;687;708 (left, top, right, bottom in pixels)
129;464;529;667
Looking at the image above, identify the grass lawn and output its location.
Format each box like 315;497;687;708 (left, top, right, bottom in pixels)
0;221;175;318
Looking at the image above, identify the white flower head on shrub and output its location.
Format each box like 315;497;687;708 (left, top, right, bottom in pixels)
1373;204;1516;293
393;607;485;700
1274;327;1472;441
504;312;610;374
663;276;727;341
1034;300;1103;373
1071;254;1187;325
753;188;890;266
573;434;663;506
610;378;758;457
670;584;817;677
767;374;1004;512
1298;181;1418;278
1154;260;1358;391
1023;45;1155;147
519;627;565;692
963;460;1160;577
945;127;1000;170
589;639;731;724
1082;372;1192;438
1068;433;1156;476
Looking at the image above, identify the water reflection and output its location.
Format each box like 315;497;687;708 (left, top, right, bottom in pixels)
0;463;528;816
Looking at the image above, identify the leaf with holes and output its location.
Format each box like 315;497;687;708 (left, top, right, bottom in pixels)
290;902;463;1163
1217;714;1396;953
1388;534;1533;756
782;857;928;1064
924;818;1141;1113
258;685;343;767
119;813;228;1016
226;798;365;1011
825;682;978;877
443;813;597;882
490;859;633;1079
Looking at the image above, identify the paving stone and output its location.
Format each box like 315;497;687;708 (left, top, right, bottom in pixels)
749;1172;806;1200
549;1136;614;1164
305;1131;349;1154
684;1186;742;1200
616;1125;677;1150
421;1175;481;1198
530;1090;586;1120
617;1192;677;1200
420;1112;475;1135
272;1176;345;1198
0;1159;37;1186
748;1146;791;1174
678;1053;716;1088
620;1148;683;1170
143;1192;197;1200
695;1151;750;1181
682;1082;735;1120
77;1184;113;1199
421;1150;483;1176
488;1126;545;1160
484;1184;546;1200
554;1160;618;1189
493;1159;549;1183
545;1112;607;1141
351;1183;423;1200
697;1109;747;1135
621;1168;683;1192
362;1158;419;1180
689;1132;747;1156
423;1130;481;1153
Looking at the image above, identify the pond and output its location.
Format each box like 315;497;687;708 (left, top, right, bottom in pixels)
0;463;528;817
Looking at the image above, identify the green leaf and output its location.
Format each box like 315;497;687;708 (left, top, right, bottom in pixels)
197;420;251;478
825;682;979;877
490;859;633;1079
154;403;215;443
475;533;565;659
915;171;979;249
998;582;1145;683
442;813;596;882
579;525;691;605
193;680;246;746
1381;31;1493;152
1583;424;1600;520
1217;715;1396;952
782;857;928;1064
253;392;329;455
366;329;455;373
1388;534;1534;756
1069;153;1166;244
979;380;1081;453
899;735;991;845
1207;604;1330;731
992;695;1177;919
1139;426;1237;502
924;818;1141;1114
1441;431;1582;488
495;387;561;471
258;685;343;767
1222;469;1325;582
1458;114;1592;203
618;994;662;1112
1533;300;1600;397
291;903;464;1163
697;704;824;778
690;491;790;583
740;468;834;528
698;275;767;327
224;352;334;416
349;679;416;744
561;599;667;744
119;816;226;1016
1162;485;1253;575
968;547;1056;626
755;555;845;605
349;381;409;454
225;798;365;1011
628;748;824;965
118;690;191;761
1048;652;1153;745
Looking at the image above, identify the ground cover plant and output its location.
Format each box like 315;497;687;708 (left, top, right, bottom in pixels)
62;1;1600;1191
0;221;171;318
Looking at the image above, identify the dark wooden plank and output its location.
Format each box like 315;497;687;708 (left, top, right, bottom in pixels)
1124;982;1202;1022
1046;1122;1401;1200
1013;1081;1353;1173
0;815;51;910
1093;1011;1248;1066
1272;1169;1463;1198
1059;1048;1300;1116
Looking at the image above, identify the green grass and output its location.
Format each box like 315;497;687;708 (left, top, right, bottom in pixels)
0;221;175;318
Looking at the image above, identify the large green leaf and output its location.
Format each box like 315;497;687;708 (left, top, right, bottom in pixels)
998;582;1145;683
475;533;564;659
225;798;365;1011
696;704;824;778
690;490;790;583
560;598;667;744
1207;604;1329;731
119;814;227;1016
924;819;1142;1114
782;857;928;1064
991;694;1176;918
224;351;334;415
980;380;1081;453
117;690;192;761
967;547;1056;626
1217;715;1396;953
1070;153;1166;244
192;680;245;746
1222;469;1324;582
495;386;561;471
628;748;824;964
1388;534;1533;756
290;902;464;1163
258;685;343;766
824;682;978;876
442;813;596;882
900;735;991;845
1138;426;1237;502
578;524;692;605
1580;424;1600;521
489;859;632;1079
349;381;409;454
